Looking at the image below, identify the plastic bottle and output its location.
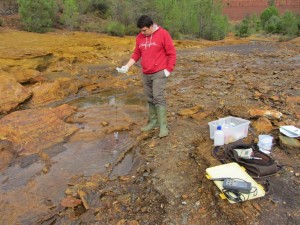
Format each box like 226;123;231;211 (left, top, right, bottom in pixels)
214;125;225;146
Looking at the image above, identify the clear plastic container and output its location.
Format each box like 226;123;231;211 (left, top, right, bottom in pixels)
208;116;250;144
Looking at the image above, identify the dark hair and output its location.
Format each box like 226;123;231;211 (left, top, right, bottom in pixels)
137;15;153;28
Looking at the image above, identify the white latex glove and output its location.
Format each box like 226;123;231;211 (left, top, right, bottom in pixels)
164;69;170;77
116;65;129;73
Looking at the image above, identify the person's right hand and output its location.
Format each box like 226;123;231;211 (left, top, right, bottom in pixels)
116;65;129;73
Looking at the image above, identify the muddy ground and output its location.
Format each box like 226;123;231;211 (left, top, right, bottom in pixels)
0;27;299;225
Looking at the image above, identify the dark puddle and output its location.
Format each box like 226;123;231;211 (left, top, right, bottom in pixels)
0;131;137;198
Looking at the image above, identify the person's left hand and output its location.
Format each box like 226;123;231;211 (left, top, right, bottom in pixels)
164;69;170;77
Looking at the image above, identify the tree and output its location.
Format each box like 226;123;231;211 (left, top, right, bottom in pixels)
196;0;229;40
154;0;229;40
17;0;57;33
260;5;279;29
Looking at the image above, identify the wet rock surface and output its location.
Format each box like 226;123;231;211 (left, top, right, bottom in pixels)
0;104;78;156
0;70;32;113
0;28;299;225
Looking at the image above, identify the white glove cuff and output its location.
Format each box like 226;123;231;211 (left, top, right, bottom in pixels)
164;69;170;77
116;65;129;73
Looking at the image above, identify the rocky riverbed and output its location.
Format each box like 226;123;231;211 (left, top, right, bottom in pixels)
0;28;299;225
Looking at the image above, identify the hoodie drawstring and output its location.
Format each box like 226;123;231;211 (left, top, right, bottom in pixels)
145;34;152;49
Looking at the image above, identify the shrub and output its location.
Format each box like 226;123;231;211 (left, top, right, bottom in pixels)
77;0;111;18
281;11;298;36
201;14;229;40
61;0;80;30
17;0;57;33
89;0;110;18
235;14;261;37
80;20;106;32
106;21;125;37
297;15;300;36
109;0;141;27
125;24;139;36
251;14;262;32
235;19;251;37
278;35;294;42
260;6;279;29
265;15;282;33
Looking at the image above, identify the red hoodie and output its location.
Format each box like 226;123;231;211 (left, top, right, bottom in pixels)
131;26;176;75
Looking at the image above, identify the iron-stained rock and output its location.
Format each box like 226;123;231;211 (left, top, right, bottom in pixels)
252;117;274;133
178;105;202;116
248;109;282;119
61;195;82;208
0;104;78;155
0;70;32;113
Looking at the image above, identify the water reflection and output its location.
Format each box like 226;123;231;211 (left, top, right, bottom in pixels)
0;90;145;224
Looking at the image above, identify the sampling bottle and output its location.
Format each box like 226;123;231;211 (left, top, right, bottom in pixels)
214;125;225;146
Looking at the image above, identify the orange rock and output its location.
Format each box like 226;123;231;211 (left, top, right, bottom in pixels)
0;70;32;113
78;190;89;209
0;140;16;170
182;194;189;199
116;219;126;225
248;108;282;119
191;111;210;121
128;220;139;225
0;104;78;155
8;67;41;83
61;195;82;208
178;105;202;116
286;96;300;104
252;117;273;133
